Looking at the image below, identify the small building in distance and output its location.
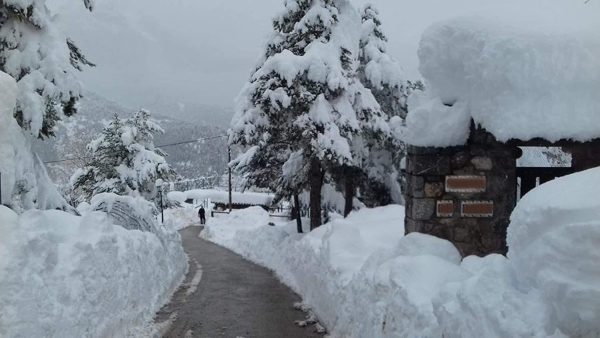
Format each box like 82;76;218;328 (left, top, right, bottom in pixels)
169;188;275;212
403;18;600;256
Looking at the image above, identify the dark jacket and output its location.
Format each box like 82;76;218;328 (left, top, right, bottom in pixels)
198;207;206;217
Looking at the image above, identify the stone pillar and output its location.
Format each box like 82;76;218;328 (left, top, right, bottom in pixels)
404;128;519;257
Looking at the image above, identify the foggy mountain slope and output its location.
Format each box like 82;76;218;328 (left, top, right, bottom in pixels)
47;0;248;124
34;92;229;185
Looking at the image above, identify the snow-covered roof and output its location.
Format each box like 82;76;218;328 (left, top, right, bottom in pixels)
404;18;600;147
168;189;274;207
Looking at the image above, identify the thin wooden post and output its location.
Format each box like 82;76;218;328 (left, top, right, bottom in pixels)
228;146;232;212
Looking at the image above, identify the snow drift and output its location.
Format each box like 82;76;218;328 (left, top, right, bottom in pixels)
0;196;187;337
508;167;600;337
199;164;600;338
404;18;600;146
199;206;553;337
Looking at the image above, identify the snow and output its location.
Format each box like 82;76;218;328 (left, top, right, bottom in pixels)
70;110;175;203
359;4;405;93
163;203;203;230
230;0;392;200
167;189;274;207
405;17;600;146
0;71;67;211
0;196;187;337
195;172;600;338
0;0;89;138
198;206;471;337
90;193;161;233
517;146;572;168
508;167;600;337
403;92;471;147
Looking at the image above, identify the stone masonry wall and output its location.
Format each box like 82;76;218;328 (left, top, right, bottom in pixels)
404;128;520;257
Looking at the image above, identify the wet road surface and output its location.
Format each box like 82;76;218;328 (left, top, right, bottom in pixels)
155;226;324;338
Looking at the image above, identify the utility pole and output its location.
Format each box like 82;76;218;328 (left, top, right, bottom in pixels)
155;179;164;223
0;172;2;206
228;146;232;212
160;189;164;223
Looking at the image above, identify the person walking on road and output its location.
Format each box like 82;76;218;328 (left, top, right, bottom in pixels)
198;206;206;225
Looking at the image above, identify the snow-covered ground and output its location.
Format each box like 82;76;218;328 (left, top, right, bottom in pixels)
0;196;188;337
196;167;600;337
0;65;188;337
163;203;204;230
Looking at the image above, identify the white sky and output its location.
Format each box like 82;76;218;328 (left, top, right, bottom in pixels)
50;0;599;116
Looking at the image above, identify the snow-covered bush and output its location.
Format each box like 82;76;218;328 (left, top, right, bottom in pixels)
0;203;187;337
91;193;160;233
0;0;94;138
71;110;176;204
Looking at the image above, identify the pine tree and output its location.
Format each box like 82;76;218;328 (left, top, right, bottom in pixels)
71;110;176;204
355;4;408;207
0;0;94;139
231;0;390;227
358;4;407;118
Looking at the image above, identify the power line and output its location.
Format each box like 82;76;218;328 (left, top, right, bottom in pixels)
157;134;227;148
43;134;228;164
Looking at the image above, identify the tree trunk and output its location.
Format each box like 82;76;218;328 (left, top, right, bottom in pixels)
344;173;354;217
294;193;303;234
309;158;323;231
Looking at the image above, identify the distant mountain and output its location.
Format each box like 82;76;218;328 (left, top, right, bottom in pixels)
34;92;229;186
148;99;235;128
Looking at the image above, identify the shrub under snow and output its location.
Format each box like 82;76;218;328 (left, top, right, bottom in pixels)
200;165;600;338
0;196;187;337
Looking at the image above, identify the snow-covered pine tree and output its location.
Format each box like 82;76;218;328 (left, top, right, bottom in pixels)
71;110;176;204
359;4;407;118
331;78;391;216
0;0;94;139
231;0;390;228
355;4;408;206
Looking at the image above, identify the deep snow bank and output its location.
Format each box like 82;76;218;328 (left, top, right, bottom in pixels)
0;202;187;337
404;18;600;146
508;167;600;337
200;205;565;337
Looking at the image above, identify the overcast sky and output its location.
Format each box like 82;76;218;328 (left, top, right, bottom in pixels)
50;0;599;116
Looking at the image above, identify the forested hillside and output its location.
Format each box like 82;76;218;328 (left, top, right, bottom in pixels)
33;92;230;185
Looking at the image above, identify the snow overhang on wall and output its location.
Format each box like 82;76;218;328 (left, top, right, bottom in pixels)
402;17;600;148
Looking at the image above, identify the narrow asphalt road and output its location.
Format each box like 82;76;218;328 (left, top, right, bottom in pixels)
155;226;324;338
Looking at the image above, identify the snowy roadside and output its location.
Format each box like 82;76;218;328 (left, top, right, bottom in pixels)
197;168;600;337
163;204;204;230
0;200;188;337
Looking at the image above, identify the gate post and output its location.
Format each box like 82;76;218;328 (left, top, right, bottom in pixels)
404;125;519;257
